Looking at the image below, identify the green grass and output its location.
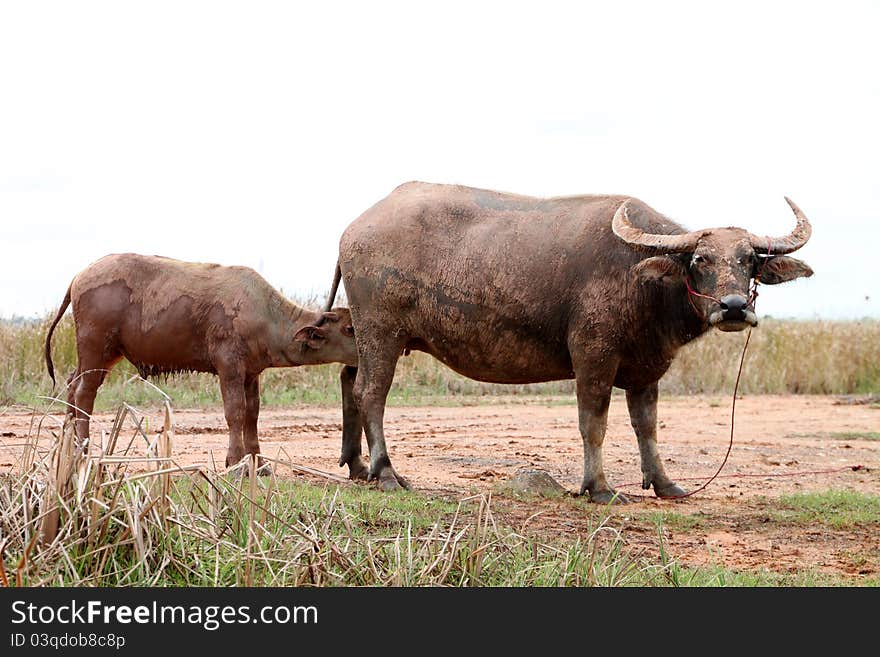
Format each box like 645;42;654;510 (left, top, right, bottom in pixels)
270;478;460;534
785;431;880;442
2;315;879;410
655;563;878;587
828;431;880;441
638;510;708;532
770;490;880;529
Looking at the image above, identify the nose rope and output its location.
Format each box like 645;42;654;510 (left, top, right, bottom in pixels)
684;277;721;305
748;238;773;305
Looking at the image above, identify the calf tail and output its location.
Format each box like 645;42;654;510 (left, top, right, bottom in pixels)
45;284;72;388
321;263;342;314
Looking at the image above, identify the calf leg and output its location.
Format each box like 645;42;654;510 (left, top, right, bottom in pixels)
626;383;686;498
339;365;368;480
243;374;271;475
574;359;626;504
219;370;248;469
352;337;409;492
69;326;121;443
71;362;115;445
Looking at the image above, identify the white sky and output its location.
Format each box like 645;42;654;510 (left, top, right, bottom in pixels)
1;1;877;320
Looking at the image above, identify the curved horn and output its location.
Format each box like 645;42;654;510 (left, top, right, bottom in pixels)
611;200;703;254
750;197;812;254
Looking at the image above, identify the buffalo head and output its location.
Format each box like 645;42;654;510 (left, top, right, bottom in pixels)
293;307;358;365
613;197;814;331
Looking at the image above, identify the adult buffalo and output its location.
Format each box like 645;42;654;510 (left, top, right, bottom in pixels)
327;182;813;502
45;253;358;471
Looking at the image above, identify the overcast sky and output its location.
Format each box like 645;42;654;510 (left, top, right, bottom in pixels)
1;1;877;321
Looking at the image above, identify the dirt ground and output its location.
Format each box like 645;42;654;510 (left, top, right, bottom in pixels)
1;394;878;581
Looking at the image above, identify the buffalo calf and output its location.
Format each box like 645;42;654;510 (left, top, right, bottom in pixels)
45;253;359;472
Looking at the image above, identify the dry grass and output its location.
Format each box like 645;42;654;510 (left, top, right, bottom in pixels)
0;401;657;587
3;315;877;409
664;319;880;394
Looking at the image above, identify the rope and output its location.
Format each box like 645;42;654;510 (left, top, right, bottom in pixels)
684;276;722;306
665;464;864;483
633;270;758;500
657;326;752;499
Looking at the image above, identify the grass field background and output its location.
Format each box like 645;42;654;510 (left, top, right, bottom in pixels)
3;314;878;410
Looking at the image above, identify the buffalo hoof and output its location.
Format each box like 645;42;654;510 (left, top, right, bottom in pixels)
372;467;411;492
347;458;370;481
589;489;630;505
379;477;403;492
654;482;687;499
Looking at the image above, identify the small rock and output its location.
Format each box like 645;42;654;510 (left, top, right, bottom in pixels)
499;469;567;498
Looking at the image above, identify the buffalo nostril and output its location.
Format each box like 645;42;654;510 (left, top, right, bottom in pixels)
719;294;748;320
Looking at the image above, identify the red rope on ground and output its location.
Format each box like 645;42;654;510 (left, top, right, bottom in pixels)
619;464;865;492
665;464;865;482
658;326;752;499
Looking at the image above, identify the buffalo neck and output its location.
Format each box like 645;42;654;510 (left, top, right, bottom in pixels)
628;277;709;360
671;280;711;347
269;296;322;367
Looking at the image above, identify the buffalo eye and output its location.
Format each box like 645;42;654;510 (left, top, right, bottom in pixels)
691;254;706;267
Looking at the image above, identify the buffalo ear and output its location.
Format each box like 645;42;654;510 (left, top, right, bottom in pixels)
293;325;328;350
632;256;686;283
756;256;814;285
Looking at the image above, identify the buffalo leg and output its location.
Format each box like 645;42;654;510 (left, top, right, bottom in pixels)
626;383;686;498
243;373;270;475
70;350;119;445
71;367;109;444
339;365;368;480
352;337;409;491
219;370;248;469
574;362;626;504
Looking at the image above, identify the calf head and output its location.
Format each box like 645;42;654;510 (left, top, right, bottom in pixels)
614;197;814;332
293;307;358;365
